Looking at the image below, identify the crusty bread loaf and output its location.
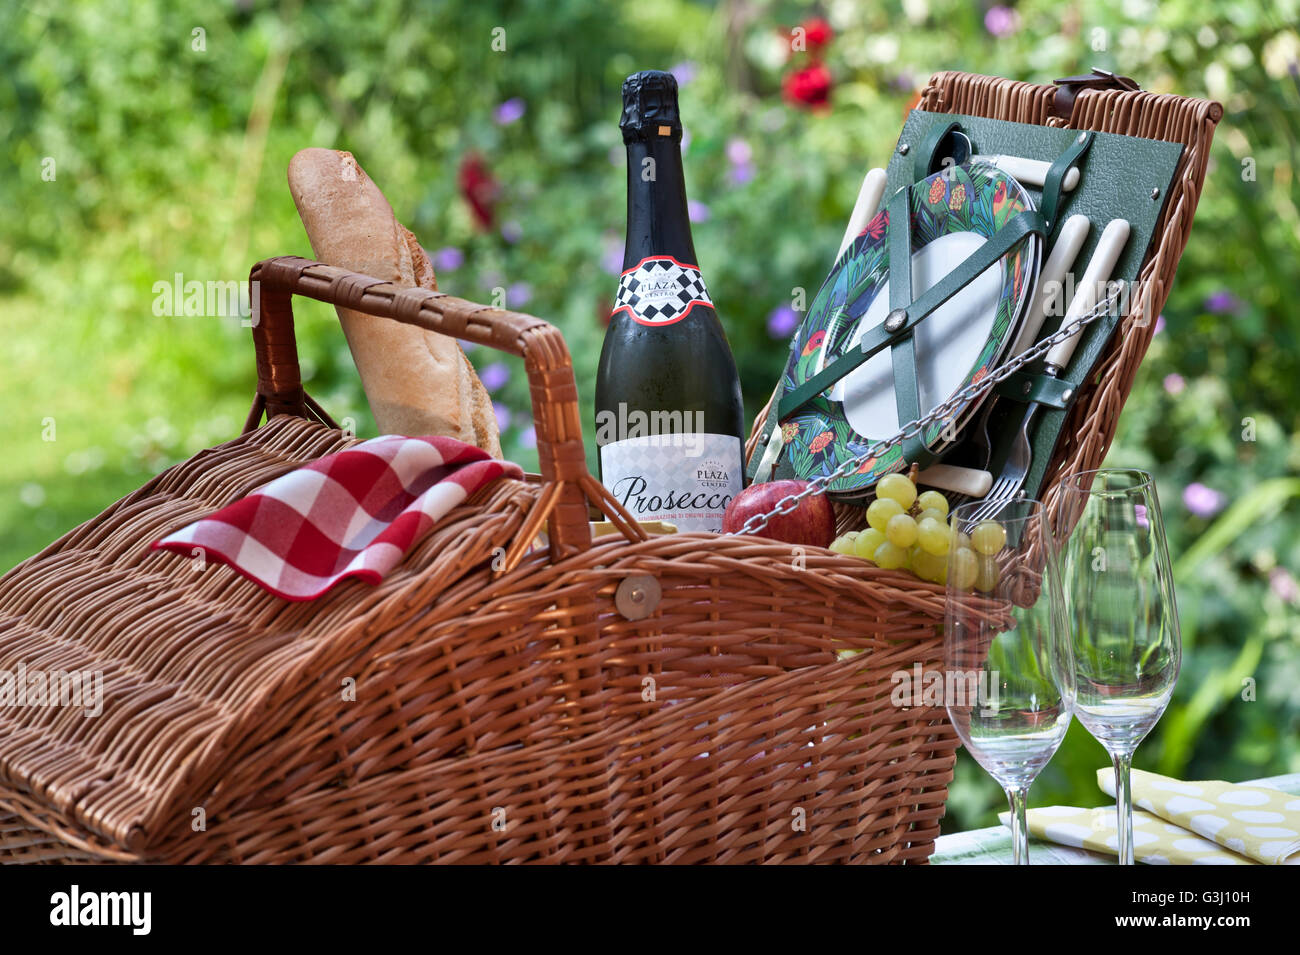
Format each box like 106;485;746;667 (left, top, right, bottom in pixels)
287;148;501;457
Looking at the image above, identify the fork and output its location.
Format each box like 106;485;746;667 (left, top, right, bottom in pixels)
969;218;1131;524
966;411;1033;523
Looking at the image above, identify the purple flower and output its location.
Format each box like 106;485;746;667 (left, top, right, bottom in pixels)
493;402;512;431
1204;290;1242;315
670;62;698;86
688;199;710;223
501;220;523;244
494;97;526;125
767;304;800;339
893;71;915;92
1135;503;1149;529
433;246;464;271
1183;482;1226;518
507;282;532;307
681;127;692;153
1163;373;1186;395
480;361;510;392
726;138;755;186
1154;314;1167;335
1269;567;1300;605
985;5;1021;37
520;425;537;449
458;338;477;353
726;138;753;166
729;161;756;186
602;236;625;276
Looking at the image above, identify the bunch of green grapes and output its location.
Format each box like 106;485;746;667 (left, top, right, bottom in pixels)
829;471;1004;591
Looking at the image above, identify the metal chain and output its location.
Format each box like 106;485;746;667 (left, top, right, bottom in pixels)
734;281;1127;536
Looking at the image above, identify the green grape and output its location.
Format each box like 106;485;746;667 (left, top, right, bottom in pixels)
971;520;1008;556
952;530;972;551
912;548;947;583
917;517;950;556
975;554;1000;592
829;535;855;555
916;490;949;517
876;472;917;509
916;507;944;525
885;513;919;548
866;497;904;532
873;540;909;570
854;527;887;559
950;547;979;590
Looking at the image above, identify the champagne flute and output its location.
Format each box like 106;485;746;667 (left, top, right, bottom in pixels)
945;499;1075;865
1057;468;1181;865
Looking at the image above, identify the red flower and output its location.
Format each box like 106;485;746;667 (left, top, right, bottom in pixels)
865;209;888;241
928;177;947;205
783;63;832;110
802;329;827;356
458;153;498;231
800;17;833;50
808;430;835;453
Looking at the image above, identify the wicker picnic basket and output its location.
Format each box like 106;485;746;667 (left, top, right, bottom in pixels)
0;71;1219;864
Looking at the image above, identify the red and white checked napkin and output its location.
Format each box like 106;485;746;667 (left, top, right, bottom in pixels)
152;435;521;600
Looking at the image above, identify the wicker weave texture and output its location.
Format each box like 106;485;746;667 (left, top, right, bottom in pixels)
0;412;955;863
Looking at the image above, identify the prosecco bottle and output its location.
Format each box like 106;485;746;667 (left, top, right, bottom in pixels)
595;70;746;534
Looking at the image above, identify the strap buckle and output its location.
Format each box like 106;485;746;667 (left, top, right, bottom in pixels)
1051;68;1142;121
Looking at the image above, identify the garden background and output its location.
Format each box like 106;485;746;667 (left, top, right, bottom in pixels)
3;0;1297;833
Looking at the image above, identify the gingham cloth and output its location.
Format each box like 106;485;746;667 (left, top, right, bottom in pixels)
152;435;521;600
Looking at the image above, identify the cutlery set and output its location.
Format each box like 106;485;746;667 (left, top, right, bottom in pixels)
752;112;1181;520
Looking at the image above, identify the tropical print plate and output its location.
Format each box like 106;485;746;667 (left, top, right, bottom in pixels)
779;160;1039;498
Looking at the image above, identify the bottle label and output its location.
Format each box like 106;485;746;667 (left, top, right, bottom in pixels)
612;255;713;326
599;433;743;533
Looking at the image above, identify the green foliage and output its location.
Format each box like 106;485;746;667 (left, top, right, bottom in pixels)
2;0;1297;834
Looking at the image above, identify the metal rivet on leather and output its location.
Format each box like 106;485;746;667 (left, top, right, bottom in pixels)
884;309;907;333
615;574;661;620
898;143;910;155
1151;187;1160;199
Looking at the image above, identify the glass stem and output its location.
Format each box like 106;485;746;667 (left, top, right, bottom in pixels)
1007;786;1030;865
1112;751;1134;865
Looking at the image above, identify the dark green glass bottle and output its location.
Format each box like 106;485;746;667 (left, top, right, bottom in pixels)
594;70;746;533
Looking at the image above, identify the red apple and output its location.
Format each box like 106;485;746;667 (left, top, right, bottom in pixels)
722;480;836;548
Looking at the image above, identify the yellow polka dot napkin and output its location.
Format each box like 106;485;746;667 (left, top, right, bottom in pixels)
1096;768;1300;865
999;805;1258;865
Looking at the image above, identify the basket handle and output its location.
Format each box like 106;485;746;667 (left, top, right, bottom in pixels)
244;255;623;564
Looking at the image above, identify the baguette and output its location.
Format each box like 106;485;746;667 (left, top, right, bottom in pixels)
287;148;501;457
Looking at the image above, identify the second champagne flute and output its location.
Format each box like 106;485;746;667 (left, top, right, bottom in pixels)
1057;468;1181;865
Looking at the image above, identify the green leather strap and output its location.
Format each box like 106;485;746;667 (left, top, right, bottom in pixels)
777;207;1045;423
993;370;1078;410
886;187;927;465
1040;131;1093;234
913;120;963;182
